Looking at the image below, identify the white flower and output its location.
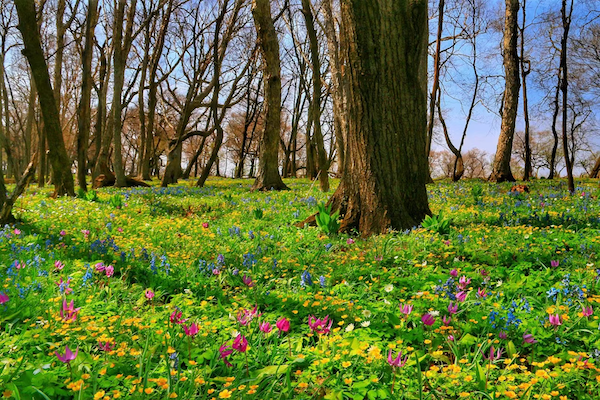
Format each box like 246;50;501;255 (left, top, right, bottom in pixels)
184;289;192;295
361;321;371;328
384;284;394;293
422;261;428;266
383;299;391;305
362;309;372;318
231;330;240;338
345;323;355;332
496;280;503;287
524;235;530;239
429;310;440;317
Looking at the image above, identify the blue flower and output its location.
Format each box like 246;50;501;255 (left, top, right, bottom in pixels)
301;270;313;287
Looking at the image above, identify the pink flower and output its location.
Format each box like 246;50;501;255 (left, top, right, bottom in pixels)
421;313;436;326
183;322;199;337
450;269;458;277
60;230;67;236
170;309;187;325
14;229;21;235
444;240;451;246
499;331;508;340
523;332;537;344
95;262;105;272
55;345;78;364
399;303;413;316
482;346;503;362
477;287;488;299
276;317;290;333
582;305;594;317
81;229;90;238
242;275;254;287
61;299;81;322
308;315;333;335
455;291;467;302
54;260;65;271
237;306;260;326
549;314;562;327
259;321;272;334
447;302;458;315
105;265;114;278
55;277;73;295
15;261;24;270
145;289;155;300
387;350;408;368
117;227;123;233
458;276;471;289
442;315;452;326
202;222;209;228
447;335;455;342
347;238;355;245
232;334;248;353
219;344;233;366
0;292;9;305
550;260;559;268
98;341;114;352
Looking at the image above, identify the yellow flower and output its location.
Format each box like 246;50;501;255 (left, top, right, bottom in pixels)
344;378;353;385
219;389;233;399
459;393;470;398
144;388;154;395
94;391;106;400
169;393;178;398
342;361;352;368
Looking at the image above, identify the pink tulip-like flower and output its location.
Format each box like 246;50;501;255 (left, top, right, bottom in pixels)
421;313;436;326
499;331;508;340
117;227;123;233
81;229;90;238
450;269;458;277
56;277;73;295
447;335;455;342
387;350;408;368
523;332;537;344
95;262;105;272
455;291;467;302
582;305;594;317
550;260;559;268
15;261;24;270
477;287;488;299
60;230;66;236
399;303;413;316
219;344;233;367
55;345;78;364
347;238;355;245
0;292;9;305
237;307;260;326
14;229;21;235
308;315;333;335
183;322;199;337
447;302;458;315
458;276;471;289
259;321;272;334
232;334;248;353
549;314;562;327
105;265;114;278
145;289;155;300
170;309;187;325
61;299;81;322
54;260;65;270
442;315;452;326
480;269;489;277
242;275;254;288
98;341;114;352
276;317;290;333
202;222;209;229
482;346;503;362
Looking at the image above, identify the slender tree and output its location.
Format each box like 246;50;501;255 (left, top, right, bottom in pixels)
560;0;575;192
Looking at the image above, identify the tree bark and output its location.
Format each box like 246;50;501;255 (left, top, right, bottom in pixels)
251;0;288;191
489;0;520;183
303;0;430;236
77;0;98;191
15;0;74;197
302;0;329;192
560;0;574;193
92;44;111;179
519;0;531;181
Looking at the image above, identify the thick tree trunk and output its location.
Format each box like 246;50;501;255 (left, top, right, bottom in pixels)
0;154;37;224
77;0;98;191
560;0;574;193
302;0;329;192
251;0;288;191
15;0;74;197
303;0;430;236
162;141;183;186
590;156;600;178
183;137;206;179
490;0;520;183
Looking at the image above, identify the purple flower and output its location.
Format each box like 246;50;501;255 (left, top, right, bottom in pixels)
259;321;272;334
95;262;105;272
447;335;455;342
387;350;408;368
399;303;413;316
54;260;65;271
55;345;78;364
170;309;187;325
219;344;233;367
242;274;254;287
145;289;155;300
450;269;458;277
347;238;355;245
499;331;508;340
421;313;436;326
60;230;67;236
482;346;503;362
232;334;248;353
447;302;458;315
477;287;488;299
183;322;199;337
455;291;467;302
549;314;562;327
582;305;594;317
550;260;559;268
105;265;114;278
523;332;537;344
458;276;471;290
0;292;9;305
98;341;114;352
276;317;290;333
308;315;333;335
60;299;80;322
442;315;452;326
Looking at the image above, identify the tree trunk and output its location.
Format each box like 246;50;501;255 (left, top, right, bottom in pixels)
92;44;111;179
183;137;206;179
15;0;74;197
437;92;464;182
302;0;329;192
77;0;98;191
519;0;531;181
549;73;560;179
560;0;574;193
251;0;288;191
489;0;520;183
304;0;430;236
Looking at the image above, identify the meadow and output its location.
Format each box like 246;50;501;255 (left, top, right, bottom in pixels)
1;178;600;399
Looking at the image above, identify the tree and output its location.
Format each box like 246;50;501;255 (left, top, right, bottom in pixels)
14;0;74;196
560;0;575;193
304;0;430;236
489;0;520;182
251;0;288;191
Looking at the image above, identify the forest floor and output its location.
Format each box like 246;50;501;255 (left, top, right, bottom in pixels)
1;178;600;399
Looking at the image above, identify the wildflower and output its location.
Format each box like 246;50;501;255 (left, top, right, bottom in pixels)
345;323;355;332
523;332;537;344
456;291;467;302
399;303;413;316
442;315;452;326
0;292;9;305
458;276;471;289
300;270;313;287
237;307;260;326
232;334;248;353
361;321;371;328
347;238;355;245
448;302;458;315
482;346;503;362
242;275;254;288
499;331;508;340
550;260;559;268
183;323;199;337
477;287;488;299
105;265;114;278
219;344;233;367
202;222;209;228
549;314;562;327
387;350;408;368
259;321;272;334
384;284;394;293
61;299;81;322
582;305;593;317
276;317;290;333
14;229;21;235
421;313;436;326
56;277;73;295
170;309;187;325
55;345;78;364
60;230;66;236
145;289;155;300
81;229;90;238
94;262;105;272
54;260;65;270
447;335;455;341
450;269;458;277
308;315;333;335
98;341;114;352
319;275;326;288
